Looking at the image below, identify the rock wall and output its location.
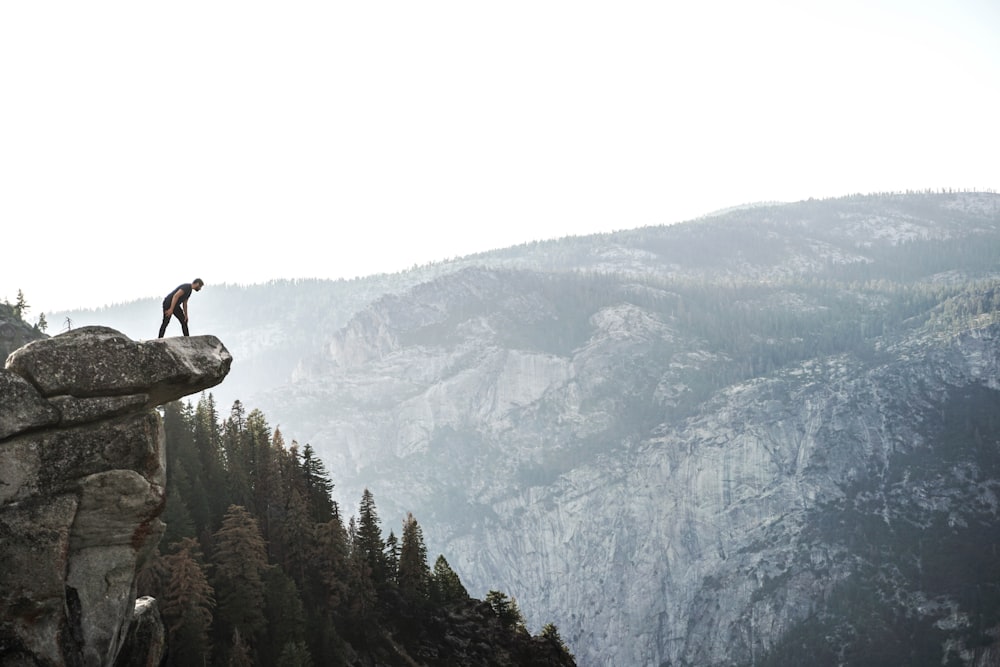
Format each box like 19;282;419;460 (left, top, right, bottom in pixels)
0;327;231;667
268;262;1000;665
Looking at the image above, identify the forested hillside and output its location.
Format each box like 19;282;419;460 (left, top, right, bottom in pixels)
141;395;574;666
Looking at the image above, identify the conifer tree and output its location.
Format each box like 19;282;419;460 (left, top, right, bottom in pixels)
227;399;247;432
383;531;399;585
161;538;215;666
312;512;350;612
299;443;335;523
213;505;270;653
431;555;469;604
162;401;212;538
355;489;386;585
540;623;574;660
228;628;253;667
486;590;526;632
263;568;310;667
194;393;228;526
276;485;313;586
308;513;353;663
222;401;252;509
397;513;430;602
13;289;28;319
345;515;377;624
160;479;196;546
245;409;278;530
276;641;314;667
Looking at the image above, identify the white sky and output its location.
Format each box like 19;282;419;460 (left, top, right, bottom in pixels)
3;0;998;316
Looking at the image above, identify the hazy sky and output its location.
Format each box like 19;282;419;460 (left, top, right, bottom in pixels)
3;0;998;316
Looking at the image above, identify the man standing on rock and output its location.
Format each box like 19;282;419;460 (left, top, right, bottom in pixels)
157;278;204;337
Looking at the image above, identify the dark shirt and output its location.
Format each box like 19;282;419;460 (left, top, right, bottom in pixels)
162;283;193;310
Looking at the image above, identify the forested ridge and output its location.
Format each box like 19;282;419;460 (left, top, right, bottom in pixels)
138;395;575;666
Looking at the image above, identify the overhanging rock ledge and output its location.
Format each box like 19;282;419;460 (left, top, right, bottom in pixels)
1;326;232;667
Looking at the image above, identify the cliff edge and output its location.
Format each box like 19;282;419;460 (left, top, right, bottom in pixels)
1;326;232;667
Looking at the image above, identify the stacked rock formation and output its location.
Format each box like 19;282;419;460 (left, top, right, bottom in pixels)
0;327;231;667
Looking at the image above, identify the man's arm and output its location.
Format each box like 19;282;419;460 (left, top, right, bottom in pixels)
166;289;184;315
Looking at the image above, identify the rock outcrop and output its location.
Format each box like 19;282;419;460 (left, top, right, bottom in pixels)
113;598;166;667
0;327;231;667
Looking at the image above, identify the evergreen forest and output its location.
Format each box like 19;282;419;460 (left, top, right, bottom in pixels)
138;396;574;666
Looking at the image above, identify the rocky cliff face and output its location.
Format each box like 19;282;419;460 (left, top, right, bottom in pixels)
258;193;1000;665
0;327;231;667
276;286;1000;665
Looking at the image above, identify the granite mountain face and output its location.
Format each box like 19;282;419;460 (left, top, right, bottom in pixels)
52;192;1000;665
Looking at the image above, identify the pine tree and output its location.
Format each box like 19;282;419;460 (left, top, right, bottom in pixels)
299;443;335;523
345;516;377;625
431;555;469;605
228;628;253;667
263;568;310;667
13;289;28;319
277;485;313;586
540;623;574;660
354;489;386;586
245;408;278;530
222;401;252;509
486;590;526;632
383;531;399;585
303;506;352;662
312;513;350;612
160;538;215;666
276;641;314;667
212;504;269;652
162;401;210;539
160;479;196;545
397;513;430;602
194;393;228;527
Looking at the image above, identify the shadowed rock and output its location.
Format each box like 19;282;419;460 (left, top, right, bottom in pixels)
0;369;59;439
1;327;232;667
113;597;166;667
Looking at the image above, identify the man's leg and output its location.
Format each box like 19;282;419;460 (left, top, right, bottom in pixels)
180;312;190;336
158;312;171;338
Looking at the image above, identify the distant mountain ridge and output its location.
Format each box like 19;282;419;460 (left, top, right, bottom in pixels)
53;192;1000;665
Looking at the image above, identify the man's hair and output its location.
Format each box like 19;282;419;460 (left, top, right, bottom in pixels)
193;278;204;286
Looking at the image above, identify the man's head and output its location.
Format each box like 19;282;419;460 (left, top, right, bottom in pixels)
193;278;204;291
